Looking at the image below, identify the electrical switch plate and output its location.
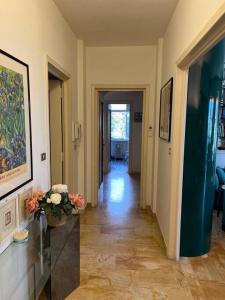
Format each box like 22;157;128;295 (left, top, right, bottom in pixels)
41;153;46;161
148;126;153;137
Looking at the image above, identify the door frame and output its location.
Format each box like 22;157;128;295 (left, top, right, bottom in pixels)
91;84;151;208
99;101;104;186
128;103;136;174
169;9;225;259
44;55;73;191
109;109;112;160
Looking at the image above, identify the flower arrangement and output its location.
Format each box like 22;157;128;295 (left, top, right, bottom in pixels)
25;184;85;223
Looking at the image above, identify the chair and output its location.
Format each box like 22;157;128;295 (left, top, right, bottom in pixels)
214;172;223;216
215;167;225;231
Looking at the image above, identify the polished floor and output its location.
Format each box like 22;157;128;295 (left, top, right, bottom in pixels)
67;161;225;300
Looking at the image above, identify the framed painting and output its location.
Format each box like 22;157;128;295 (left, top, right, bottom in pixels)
159;77;173;142
0;50;33;200
0;197;17;242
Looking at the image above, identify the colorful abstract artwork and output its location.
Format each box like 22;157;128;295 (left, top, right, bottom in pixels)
0;66;26;175
0;50;32;200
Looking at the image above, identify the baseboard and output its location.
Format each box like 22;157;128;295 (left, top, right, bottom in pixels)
145;205;153;211
154;213;168;257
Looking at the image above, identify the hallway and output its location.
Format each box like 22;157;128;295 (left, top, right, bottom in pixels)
67;163;225;300
3;1;225;300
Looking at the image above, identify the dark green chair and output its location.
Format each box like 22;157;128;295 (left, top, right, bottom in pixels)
215;172;222;214
216;167;225;231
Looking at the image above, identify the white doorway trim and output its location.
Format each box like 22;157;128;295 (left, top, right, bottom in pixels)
169;9;225;259
44;55;74;192
90;84;151;208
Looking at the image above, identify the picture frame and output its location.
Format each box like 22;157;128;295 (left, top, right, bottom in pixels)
0;197;17;242
18;187;33;225
159;77;173;142
134;112;142;122
0;50;33;200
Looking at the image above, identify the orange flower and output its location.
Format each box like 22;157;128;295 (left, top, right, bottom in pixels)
33;191;44;199
25;197;39;214
68;193;84;208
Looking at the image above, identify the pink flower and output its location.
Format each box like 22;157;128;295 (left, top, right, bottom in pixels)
25;197;39;214
68;193;84;208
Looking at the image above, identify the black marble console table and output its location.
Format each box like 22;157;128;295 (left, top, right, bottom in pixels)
0;215;80;300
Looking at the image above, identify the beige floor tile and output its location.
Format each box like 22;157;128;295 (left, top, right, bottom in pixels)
67;161;225;300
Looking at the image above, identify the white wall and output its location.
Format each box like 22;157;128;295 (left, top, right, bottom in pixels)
77;40;86;196
152;38;163;214
85;46;157;204
156;0;225;257
0;0;78;251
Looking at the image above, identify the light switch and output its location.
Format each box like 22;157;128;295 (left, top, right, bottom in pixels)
148;126;153;137
41;153;46;161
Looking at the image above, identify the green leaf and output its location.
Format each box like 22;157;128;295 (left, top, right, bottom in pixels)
52;205;62;219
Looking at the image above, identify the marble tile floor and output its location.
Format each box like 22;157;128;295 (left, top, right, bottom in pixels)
67;161;225;300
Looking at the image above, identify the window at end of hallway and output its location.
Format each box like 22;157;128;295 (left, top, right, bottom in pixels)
110;104;130;140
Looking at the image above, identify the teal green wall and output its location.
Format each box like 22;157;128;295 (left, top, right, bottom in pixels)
180;40;225;257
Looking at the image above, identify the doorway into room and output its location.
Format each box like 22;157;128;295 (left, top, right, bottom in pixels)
180;38;225;257
48;73;64;185
110;103;130;172
45;56;73;192
98;91;143;210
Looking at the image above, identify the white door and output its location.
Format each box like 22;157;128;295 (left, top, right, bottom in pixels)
49;80;63;185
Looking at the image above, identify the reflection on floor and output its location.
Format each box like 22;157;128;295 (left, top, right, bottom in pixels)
67;162;225;300
99;160;140;213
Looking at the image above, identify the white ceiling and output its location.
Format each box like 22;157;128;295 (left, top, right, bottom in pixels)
53;0;178;46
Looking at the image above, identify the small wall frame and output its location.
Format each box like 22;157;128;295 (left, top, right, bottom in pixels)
134;112;142;122
0;197;17;242
159;77;173;142
18;187;33;225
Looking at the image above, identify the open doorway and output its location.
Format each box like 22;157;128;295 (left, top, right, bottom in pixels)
46;57;72;191
110;104;130;172
98;91;143;209
48;73;64;185
180;38;225;257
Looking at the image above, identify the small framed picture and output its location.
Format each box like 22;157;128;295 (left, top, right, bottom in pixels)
134;112;142;122
18;187;33;225
159;78;173;142
0;197;17;242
